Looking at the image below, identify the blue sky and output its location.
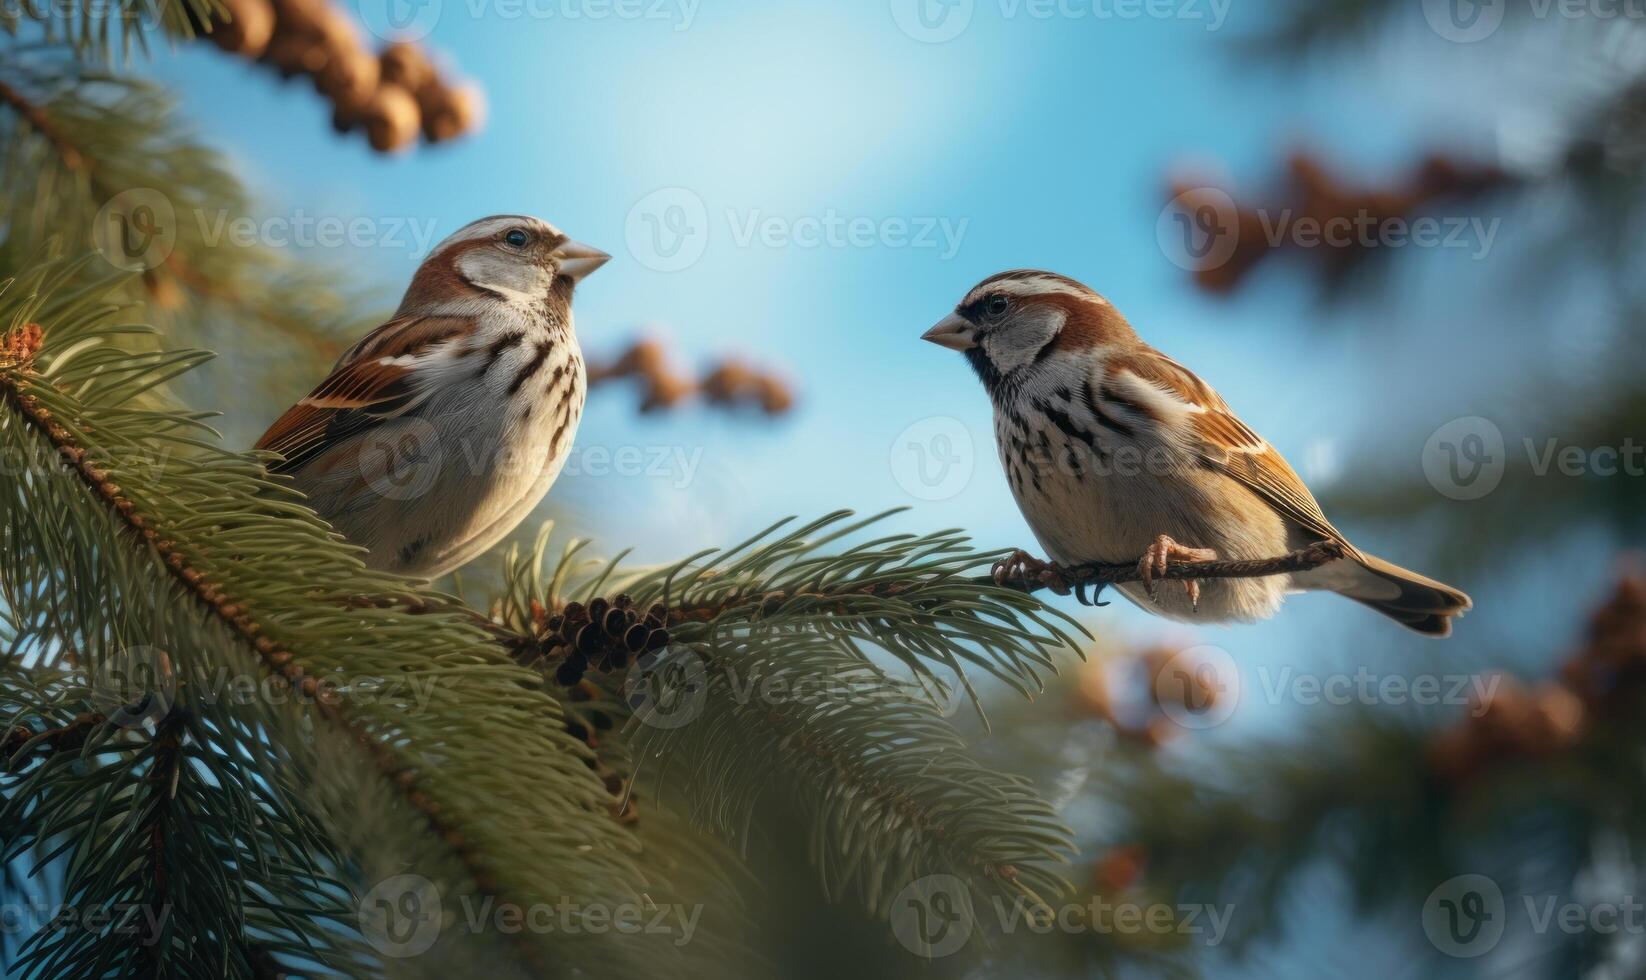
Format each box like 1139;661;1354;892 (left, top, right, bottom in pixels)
149;0;1601;740
129;3;1643;972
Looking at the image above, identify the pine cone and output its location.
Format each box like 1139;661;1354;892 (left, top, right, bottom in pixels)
362;83;421;153
316;44;380;104
379;41;434;92
268;0;329;37
205;0;276;57
417;82;482;142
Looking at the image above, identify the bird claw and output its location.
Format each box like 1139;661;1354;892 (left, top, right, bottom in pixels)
992;549;1072;596
1135;535;1219;608
1072;578;1109;607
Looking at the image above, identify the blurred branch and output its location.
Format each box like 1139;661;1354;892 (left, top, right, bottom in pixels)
1167;151;1508;294
190;0;483;153
1102;568;1646;958
587;337;795;416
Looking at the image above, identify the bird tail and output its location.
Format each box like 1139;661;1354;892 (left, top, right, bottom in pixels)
1327;553;1472;637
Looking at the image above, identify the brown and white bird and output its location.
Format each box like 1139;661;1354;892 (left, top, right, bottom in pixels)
255;214;609;578
922;270;1471;636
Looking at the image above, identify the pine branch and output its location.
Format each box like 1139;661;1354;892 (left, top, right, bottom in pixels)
0;356;496;891
986;540;1349;598
0;76;85;172
487;514;1085;942
0;56;385;410
3;0;219;62
0;258;664;976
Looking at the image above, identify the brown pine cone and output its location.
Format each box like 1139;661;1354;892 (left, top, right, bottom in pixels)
640;374;694;413
756;377;795;414
701;362;755;404
555;653;588;687
418;81;483;142
362;83;421;153
264;32;328;78
316;45;380;104
379;41;435;92
205;0;276;57
266;0;330;41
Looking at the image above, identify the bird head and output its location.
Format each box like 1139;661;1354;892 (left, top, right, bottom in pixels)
922;270;1137;389
398;214;610;317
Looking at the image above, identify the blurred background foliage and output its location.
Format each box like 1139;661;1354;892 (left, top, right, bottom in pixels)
2;0;1645;977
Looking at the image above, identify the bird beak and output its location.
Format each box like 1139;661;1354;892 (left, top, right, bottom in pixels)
553;239;611;282
921;312;978;352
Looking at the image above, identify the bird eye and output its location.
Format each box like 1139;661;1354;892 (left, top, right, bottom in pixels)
504;229;531;248
985;293;1009;317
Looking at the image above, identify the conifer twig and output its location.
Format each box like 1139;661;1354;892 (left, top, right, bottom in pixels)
0;335;522;927
985;539;1348;598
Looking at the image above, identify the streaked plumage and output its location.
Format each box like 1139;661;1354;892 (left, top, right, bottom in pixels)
923;270;1471;636
256;214;609;578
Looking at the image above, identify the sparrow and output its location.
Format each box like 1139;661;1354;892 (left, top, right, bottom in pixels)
922;269;1471;636
255;214;610;578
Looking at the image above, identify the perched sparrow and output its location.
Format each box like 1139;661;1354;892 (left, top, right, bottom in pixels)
923;270;1471;636
255;215;609;578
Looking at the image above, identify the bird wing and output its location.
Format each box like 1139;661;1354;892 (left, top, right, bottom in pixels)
254;314;478;474
1112;349;1359;556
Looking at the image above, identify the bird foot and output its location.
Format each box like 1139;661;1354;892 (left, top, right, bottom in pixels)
992;549;1072;596
1136;535;1219;609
